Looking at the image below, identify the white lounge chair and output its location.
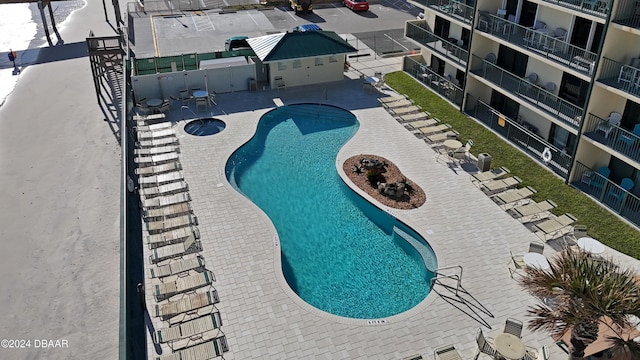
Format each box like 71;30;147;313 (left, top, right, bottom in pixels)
492;186;537;208
404;118;439;130
424;130;459;143
136;121;172;132
144;214;198;234
532;213;577;240
137;128;176;140
416;123;451;136
144;202;193;220
398;112;431;122
141;192;191;209
149;255;205;278
390;105;421;115
134;145;180;156
154;271;215;301
154;336;228;360
139;171;184;188
138;136;180;148
377;94;408;104
135;152;180;166
480;176;522;195
154;312;223;344
383;99;414;109
139;181;189;199
135;161;182;176
154;290;219;319
146;225;200;249
150;234;202;263
507;199;557;223
471;167;510;183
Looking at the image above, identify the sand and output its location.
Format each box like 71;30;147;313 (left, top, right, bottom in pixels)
0;1;122;359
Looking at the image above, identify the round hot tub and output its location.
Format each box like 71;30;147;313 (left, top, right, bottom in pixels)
184;118;226;136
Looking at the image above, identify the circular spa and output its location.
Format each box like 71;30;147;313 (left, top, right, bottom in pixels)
184;118;226;136
225;104;437;319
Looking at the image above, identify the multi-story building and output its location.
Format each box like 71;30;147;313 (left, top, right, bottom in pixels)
404;0;640;228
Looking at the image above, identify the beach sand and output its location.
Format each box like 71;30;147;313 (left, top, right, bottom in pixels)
0;1;122;359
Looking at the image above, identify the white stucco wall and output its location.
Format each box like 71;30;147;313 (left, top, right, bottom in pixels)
268;55;346;89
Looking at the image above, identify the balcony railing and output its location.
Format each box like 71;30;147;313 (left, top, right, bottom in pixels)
597;57;640;99
469;54;583;129
612;0;640;29
404;57;464;106
582;113;640;162
411;0;475;24
464;94;572;176
405;22;469;66
571;161;640;228
539;0;611;18
476;12;597;76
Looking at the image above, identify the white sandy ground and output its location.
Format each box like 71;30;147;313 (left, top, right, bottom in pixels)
0;2;121;359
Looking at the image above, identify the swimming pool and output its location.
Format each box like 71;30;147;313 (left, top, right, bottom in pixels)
225;104;437;319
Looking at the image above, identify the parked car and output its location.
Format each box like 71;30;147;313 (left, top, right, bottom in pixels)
224;36;250;51
292;24;322;32
344;0;369;11
290;0;312;14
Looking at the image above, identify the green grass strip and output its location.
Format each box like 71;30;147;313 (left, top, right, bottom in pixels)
385;71;640;259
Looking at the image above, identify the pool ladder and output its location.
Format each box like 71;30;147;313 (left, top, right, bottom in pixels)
430;265;463;296
181;105;198;120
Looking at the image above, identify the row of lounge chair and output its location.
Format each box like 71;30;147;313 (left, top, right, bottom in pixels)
132;114;229;359
472;166;578;241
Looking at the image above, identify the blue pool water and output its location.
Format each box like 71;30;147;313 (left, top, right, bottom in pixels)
225;104;437;319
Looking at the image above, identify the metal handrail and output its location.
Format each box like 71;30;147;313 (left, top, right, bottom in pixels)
410;0;475;23
406;21;469;65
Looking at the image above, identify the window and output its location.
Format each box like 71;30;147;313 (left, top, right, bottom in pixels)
293;60;302;68
278;62;287;71
329;56;338;63
315;57;324;66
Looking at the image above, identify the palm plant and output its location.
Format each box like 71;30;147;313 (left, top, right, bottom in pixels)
518;249;640;360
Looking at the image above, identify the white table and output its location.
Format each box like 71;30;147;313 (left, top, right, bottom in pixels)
523;252;550;270
577;237;605;254
494;333;526;360
147;98;163;107
443;139;462;151
193;90;208;99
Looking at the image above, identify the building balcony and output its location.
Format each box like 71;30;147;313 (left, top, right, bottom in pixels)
597;57;640;99
405;22;469;66
411;0;475;24
464;94;572;177
582;113;640;163
538;0;611;19
404;56;464;106
476;12;597;77
571;161;640;227
468;54;583;129
612;0;640;29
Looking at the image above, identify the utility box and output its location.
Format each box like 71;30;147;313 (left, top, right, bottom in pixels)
477;153;492;172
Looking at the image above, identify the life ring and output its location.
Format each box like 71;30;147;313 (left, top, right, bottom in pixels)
542;147;552;163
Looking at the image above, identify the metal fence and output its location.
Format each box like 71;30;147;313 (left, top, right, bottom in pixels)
612;0;640;28
597;57;640;98
464;94;572;177
410;0;475;24
582;113;640;163
468;54;582;130
571;161;640;228
133;49;255;75
404;56;464;107
539;0;611;18
405;21;469;66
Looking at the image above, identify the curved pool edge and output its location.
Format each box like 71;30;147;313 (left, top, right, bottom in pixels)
212;104;442;326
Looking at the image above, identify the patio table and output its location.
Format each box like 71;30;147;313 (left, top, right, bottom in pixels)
494;333;526;360
577;237;605;254
523;252;549;270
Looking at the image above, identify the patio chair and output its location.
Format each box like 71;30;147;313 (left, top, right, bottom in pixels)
449;139;473;162
149;255;205;278
195;97;208;112
434;344;463;360
383;99;414;109
144;214;198;235
480;176;522;195
137;128;177;140
154;311;223;344
595;112;622;139
509;250;527;278
139;181;189;200
391;105;422;115
532;213;578;241
507;199;557;223
504;318;524;338
134;145;180;156
154;270;216;301
563;224;588;249
154;336;228;360
139;171;184;188
398;112;431;123
606;177;634;204
523;345;549;360
492;186;537;207
529;241;545;254
471;166;510;183
590;166;611;192
619;123;640;148
474;328;496;359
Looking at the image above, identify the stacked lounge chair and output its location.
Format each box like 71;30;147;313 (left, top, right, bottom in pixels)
507;200;557;223
132;113;229;358
531;213;578;241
